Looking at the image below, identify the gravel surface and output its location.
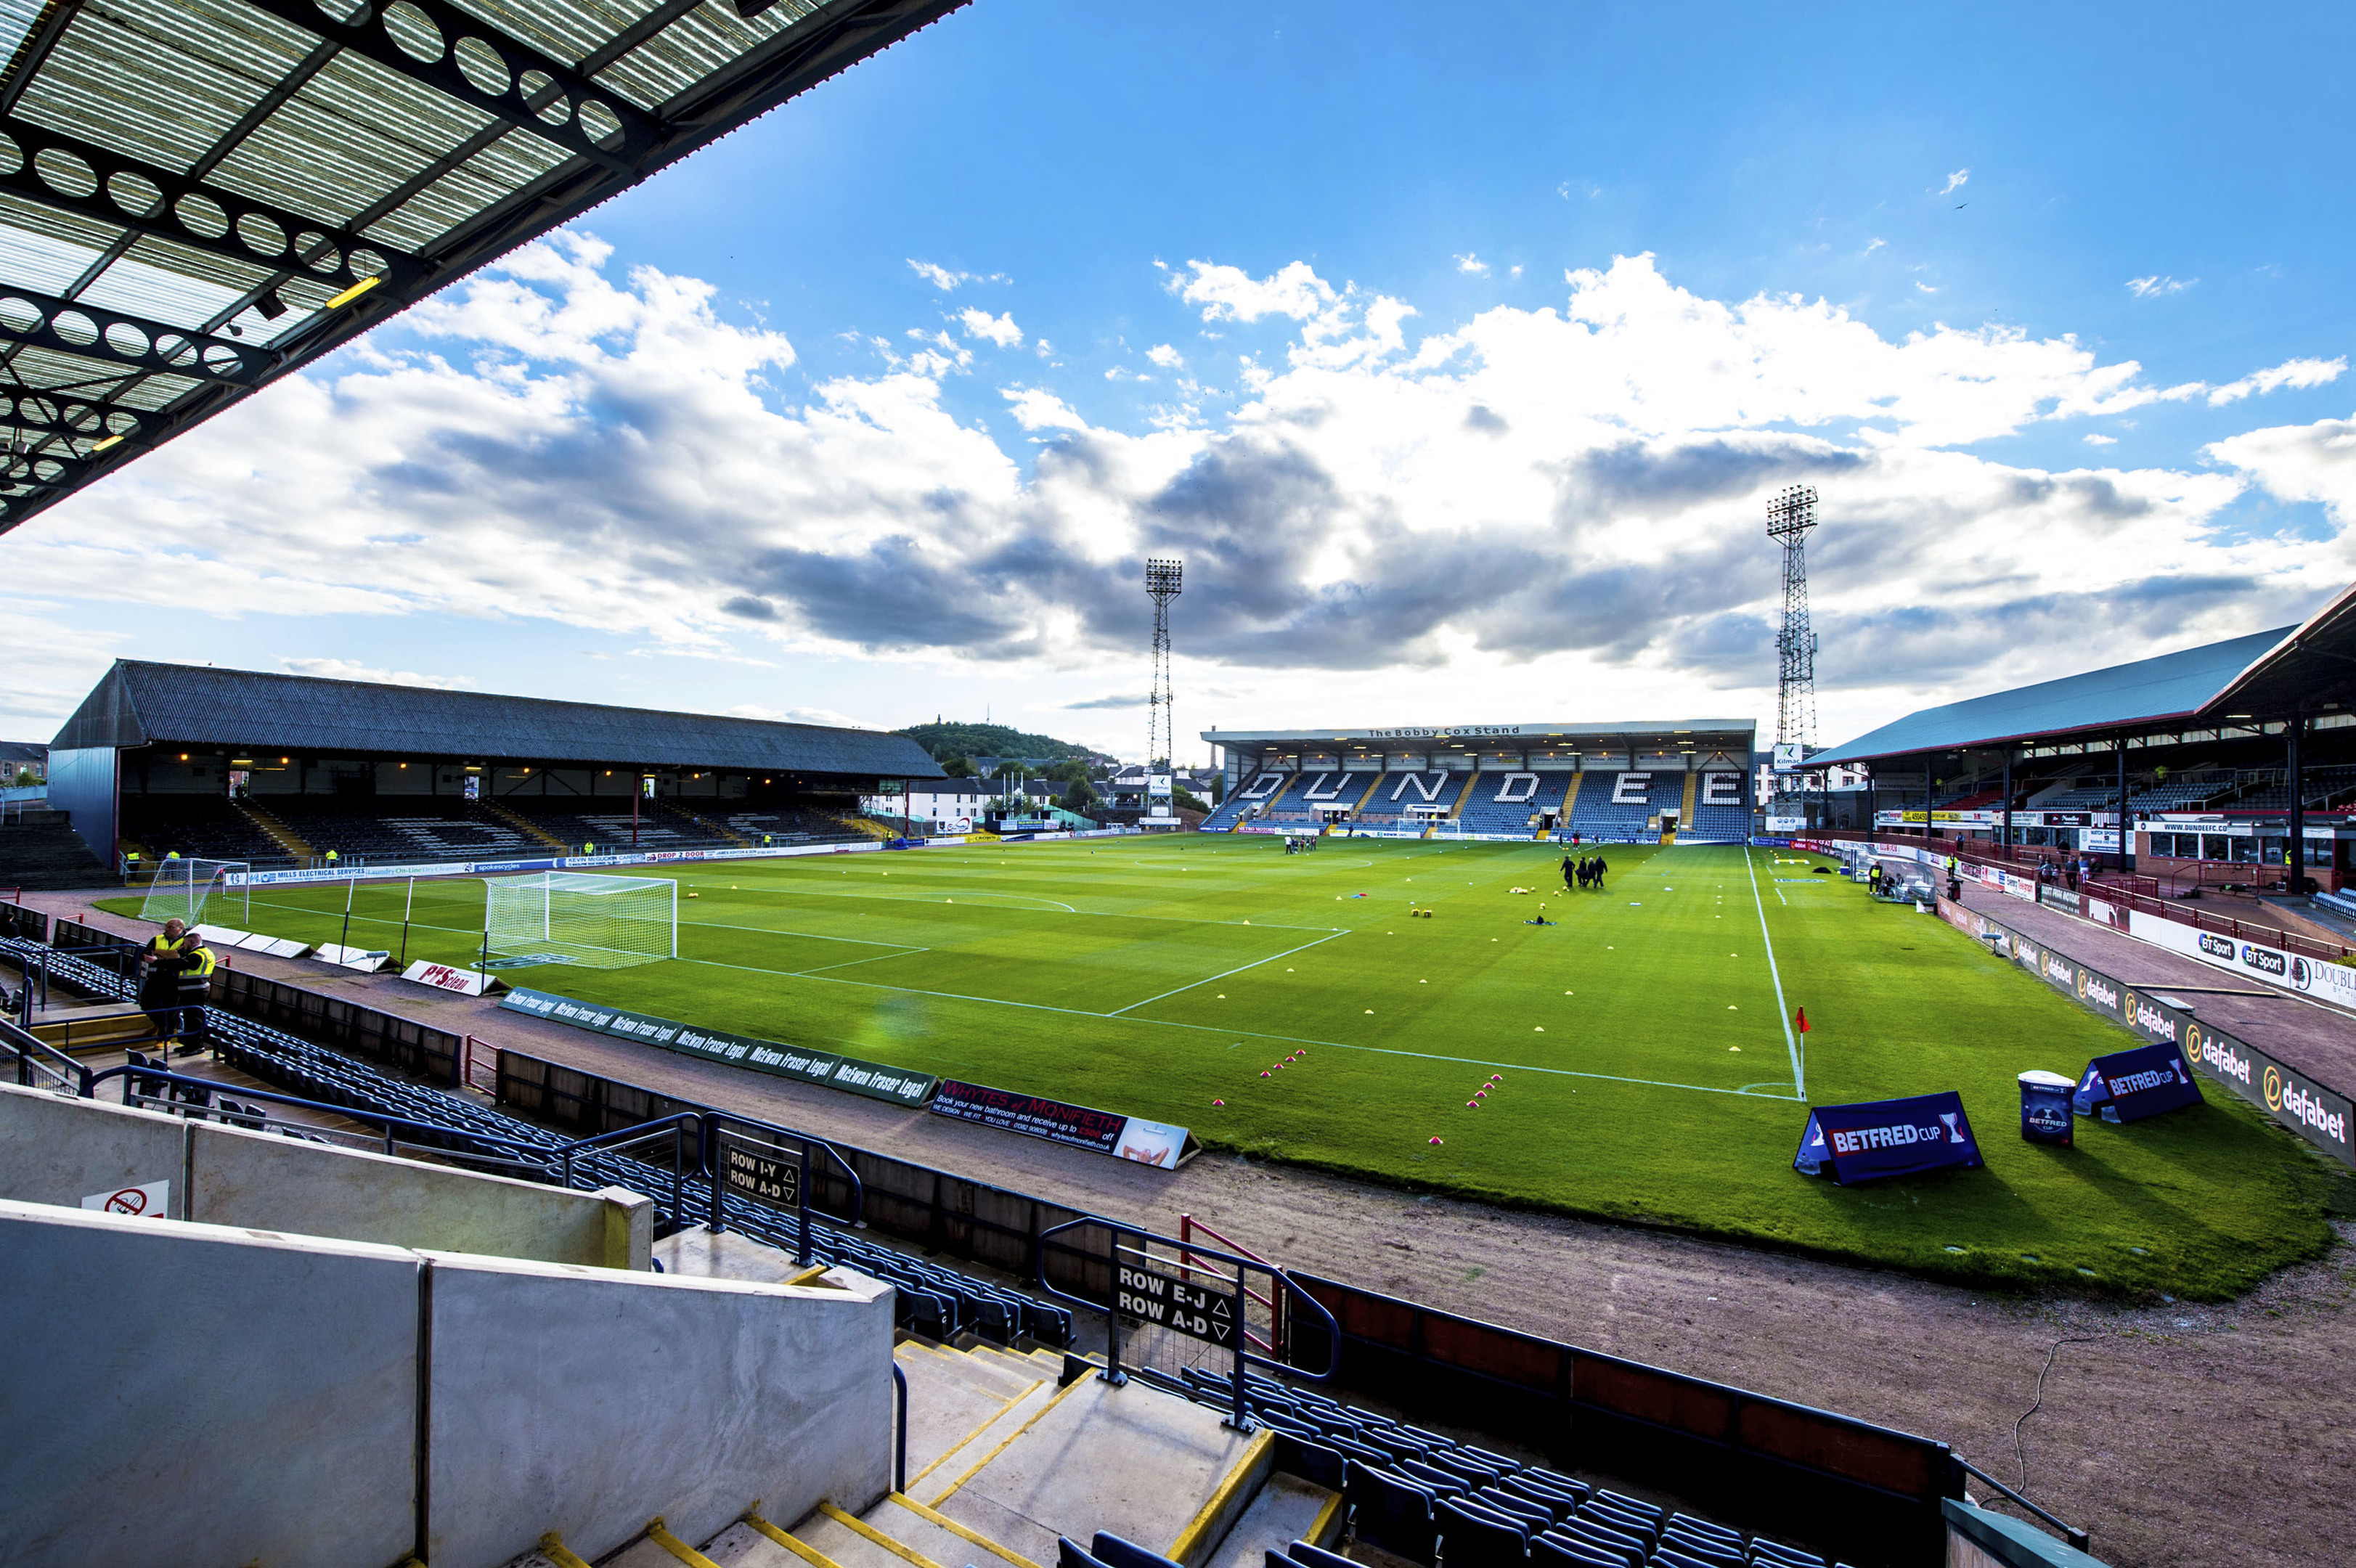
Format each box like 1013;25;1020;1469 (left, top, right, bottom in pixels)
33;888;2354;1568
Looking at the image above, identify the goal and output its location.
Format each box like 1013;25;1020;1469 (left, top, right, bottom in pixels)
138;858;250;928
483;871;677;970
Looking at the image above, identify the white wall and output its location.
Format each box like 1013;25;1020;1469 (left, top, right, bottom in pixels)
0;1084;651;1269
0;1199;895;1568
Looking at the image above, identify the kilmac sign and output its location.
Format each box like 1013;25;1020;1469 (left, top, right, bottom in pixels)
1793;1092;1984;1185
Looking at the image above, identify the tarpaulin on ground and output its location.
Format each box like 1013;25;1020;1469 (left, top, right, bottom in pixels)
1793;1092;1983;1185
2072;1042;2203;1123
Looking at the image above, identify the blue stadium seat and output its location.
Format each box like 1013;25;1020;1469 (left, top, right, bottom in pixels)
1091;1532;1183;1568
1437;1496;1530;1568
1347;1466;1439;1561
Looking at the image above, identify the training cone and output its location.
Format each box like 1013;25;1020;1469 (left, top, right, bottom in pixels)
1429;1137;1443;1146
1212;1099;1225;1107
1795;1007;1811;1034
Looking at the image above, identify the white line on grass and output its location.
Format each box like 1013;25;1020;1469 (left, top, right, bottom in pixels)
792;947;932;977
670;956;1796;1101
1745;846;1805;1101
1106;930;1353;1016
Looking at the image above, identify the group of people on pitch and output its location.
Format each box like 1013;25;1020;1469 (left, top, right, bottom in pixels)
1561;852;1610;891
136;919;218;1055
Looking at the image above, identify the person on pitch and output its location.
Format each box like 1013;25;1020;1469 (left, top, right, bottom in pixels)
1591;853;1608;889
1561;852;1576;891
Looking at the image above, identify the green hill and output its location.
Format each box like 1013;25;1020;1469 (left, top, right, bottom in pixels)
894;721;1106;765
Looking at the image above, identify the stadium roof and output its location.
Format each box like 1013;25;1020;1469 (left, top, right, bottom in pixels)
1204;719;1756;763
0;0;964;535
1812;625;2300;766
52;658;945;776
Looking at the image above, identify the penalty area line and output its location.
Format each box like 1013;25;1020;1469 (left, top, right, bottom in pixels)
1106;930;1352;1016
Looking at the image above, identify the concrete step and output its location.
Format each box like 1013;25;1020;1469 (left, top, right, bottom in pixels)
902;1342;1039;1402
894;1349;1038;1479
701;1518;808;1567
1200;1472;1342;1568
868;1492;1045;1568
905;1375;1062;1496
924;1374;1260;1568
966;1345;1051;1382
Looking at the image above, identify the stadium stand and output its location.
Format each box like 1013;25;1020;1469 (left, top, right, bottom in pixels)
1457;771;1574;835
32;662;941;876
1568;771;1687;840
1356;770;1455;824
1687;769;1754;841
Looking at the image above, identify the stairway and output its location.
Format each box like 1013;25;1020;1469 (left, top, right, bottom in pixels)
481;800;570;849
0;808;113;889
522;1339;1341;1568
653;798;749;846
235;801;314;861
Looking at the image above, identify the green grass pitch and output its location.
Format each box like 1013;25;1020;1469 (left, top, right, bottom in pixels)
116;836;2336;1299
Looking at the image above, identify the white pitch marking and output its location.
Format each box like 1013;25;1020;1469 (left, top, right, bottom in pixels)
1108;930;1352;1016
1745;845;1805;1100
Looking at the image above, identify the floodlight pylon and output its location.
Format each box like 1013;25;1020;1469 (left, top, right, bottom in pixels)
1145;558;1182;769
1767;486;1819;757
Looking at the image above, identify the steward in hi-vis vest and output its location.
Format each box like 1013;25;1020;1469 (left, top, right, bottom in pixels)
137;919;188;1039
171;931;217;1055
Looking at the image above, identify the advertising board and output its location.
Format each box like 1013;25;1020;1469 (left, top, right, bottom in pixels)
930;1080;1199;1169
497;988;938;1106
2126;910;2356;1014
1792;1092;1981;1185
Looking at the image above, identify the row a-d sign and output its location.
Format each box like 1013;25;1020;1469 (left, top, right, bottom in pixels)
1116;1262;1237;1347
717;1132;799;1212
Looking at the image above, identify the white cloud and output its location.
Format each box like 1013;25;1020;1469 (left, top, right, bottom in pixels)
2206;356;2346;407
24;237;2349;747
2083;433;2117;446
280;658;474;689
1169;259;1338;322
1914;282;1938;294
726;701;868;727
1146;343;1184;369
1939;169;1970;195
1509;264;1524;280
908;260;1007;291
1865;237;1886;254
1454;253;1490;277
2127;275;2196;298
958;308;1023;348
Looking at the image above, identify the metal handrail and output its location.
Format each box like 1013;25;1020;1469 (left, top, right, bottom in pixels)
891;1360;908;1495
701;1109;865;1265
1954;1455;2090;1553
1034;1216;1341;1432
1180;1212;1283;1355
83;1063;555;1172
0;1015;90;1095
551;1111;706;1233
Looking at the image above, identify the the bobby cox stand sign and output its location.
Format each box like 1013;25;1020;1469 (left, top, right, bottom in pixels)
1793;1092;1982;1185
1115;1259;1238;1347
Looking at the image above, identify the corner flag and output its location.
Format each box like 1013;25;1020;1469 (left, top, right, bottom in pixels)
1795;1007;1810;1034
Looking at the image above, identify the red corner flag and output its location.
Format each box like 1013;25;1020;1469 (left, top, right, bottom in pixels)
1795;1008;1811;1034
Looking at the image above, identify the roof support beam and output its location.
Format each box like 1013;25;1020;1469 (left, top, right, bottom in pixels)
235;0;653;176
0;113;417;293
0;287;262;387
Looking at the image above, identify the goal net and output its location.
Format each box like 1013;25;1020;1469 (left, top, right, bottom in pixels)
483;871;677;970
138;859;249;928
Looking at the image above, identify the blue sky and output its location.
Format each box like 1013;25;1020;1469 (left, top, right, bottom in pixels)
22;2;2356;759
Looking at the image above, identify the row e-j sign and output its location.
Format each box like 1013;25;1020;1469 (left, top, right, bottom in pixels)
1116;1261;1238;1348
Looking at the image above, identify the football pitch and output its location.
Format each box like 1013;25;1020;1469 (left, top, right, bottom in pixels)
115;836;2336;1298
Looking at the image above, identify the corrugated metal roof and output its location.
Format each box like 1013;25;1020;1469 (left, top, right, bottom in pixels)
53;658;945;777
0;0;969;531
1811;626;2296;766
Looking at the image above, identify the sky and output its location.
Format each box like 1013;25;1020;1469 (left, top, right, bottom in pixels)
17;2;2356;764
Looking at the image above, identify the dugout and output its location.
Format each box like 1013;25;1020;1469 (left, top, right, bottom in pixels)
46;661;942;869
1811;577;2356;894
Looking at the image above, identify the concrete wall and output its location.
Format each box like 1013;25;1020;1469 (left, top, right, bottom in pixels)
0;1083;651;1268
425;1250;895;1568
0;1199;896;1568
0;1200;422;1568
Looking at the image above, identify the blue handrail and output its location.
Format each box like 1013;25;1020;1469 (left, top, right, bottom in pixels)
892;1360;909;1494
701;1109;865;1265
83;1063;555;1170
1033;1217;1340;1431
0;1016;90;1095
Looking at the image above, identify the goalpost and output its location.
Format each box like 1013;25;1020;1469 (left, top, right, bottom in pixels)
482;871;677;971
137;858;250;928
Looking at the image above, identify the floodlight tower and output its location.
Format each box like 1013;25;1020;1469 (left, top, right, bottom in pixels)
1145;558;1182;768
1767;486;1819;812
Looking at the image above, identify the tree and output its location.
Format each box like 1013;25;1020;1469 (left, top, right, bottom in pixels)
1173;788;1210;814
1061;779;1098;815
941;755;974;778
